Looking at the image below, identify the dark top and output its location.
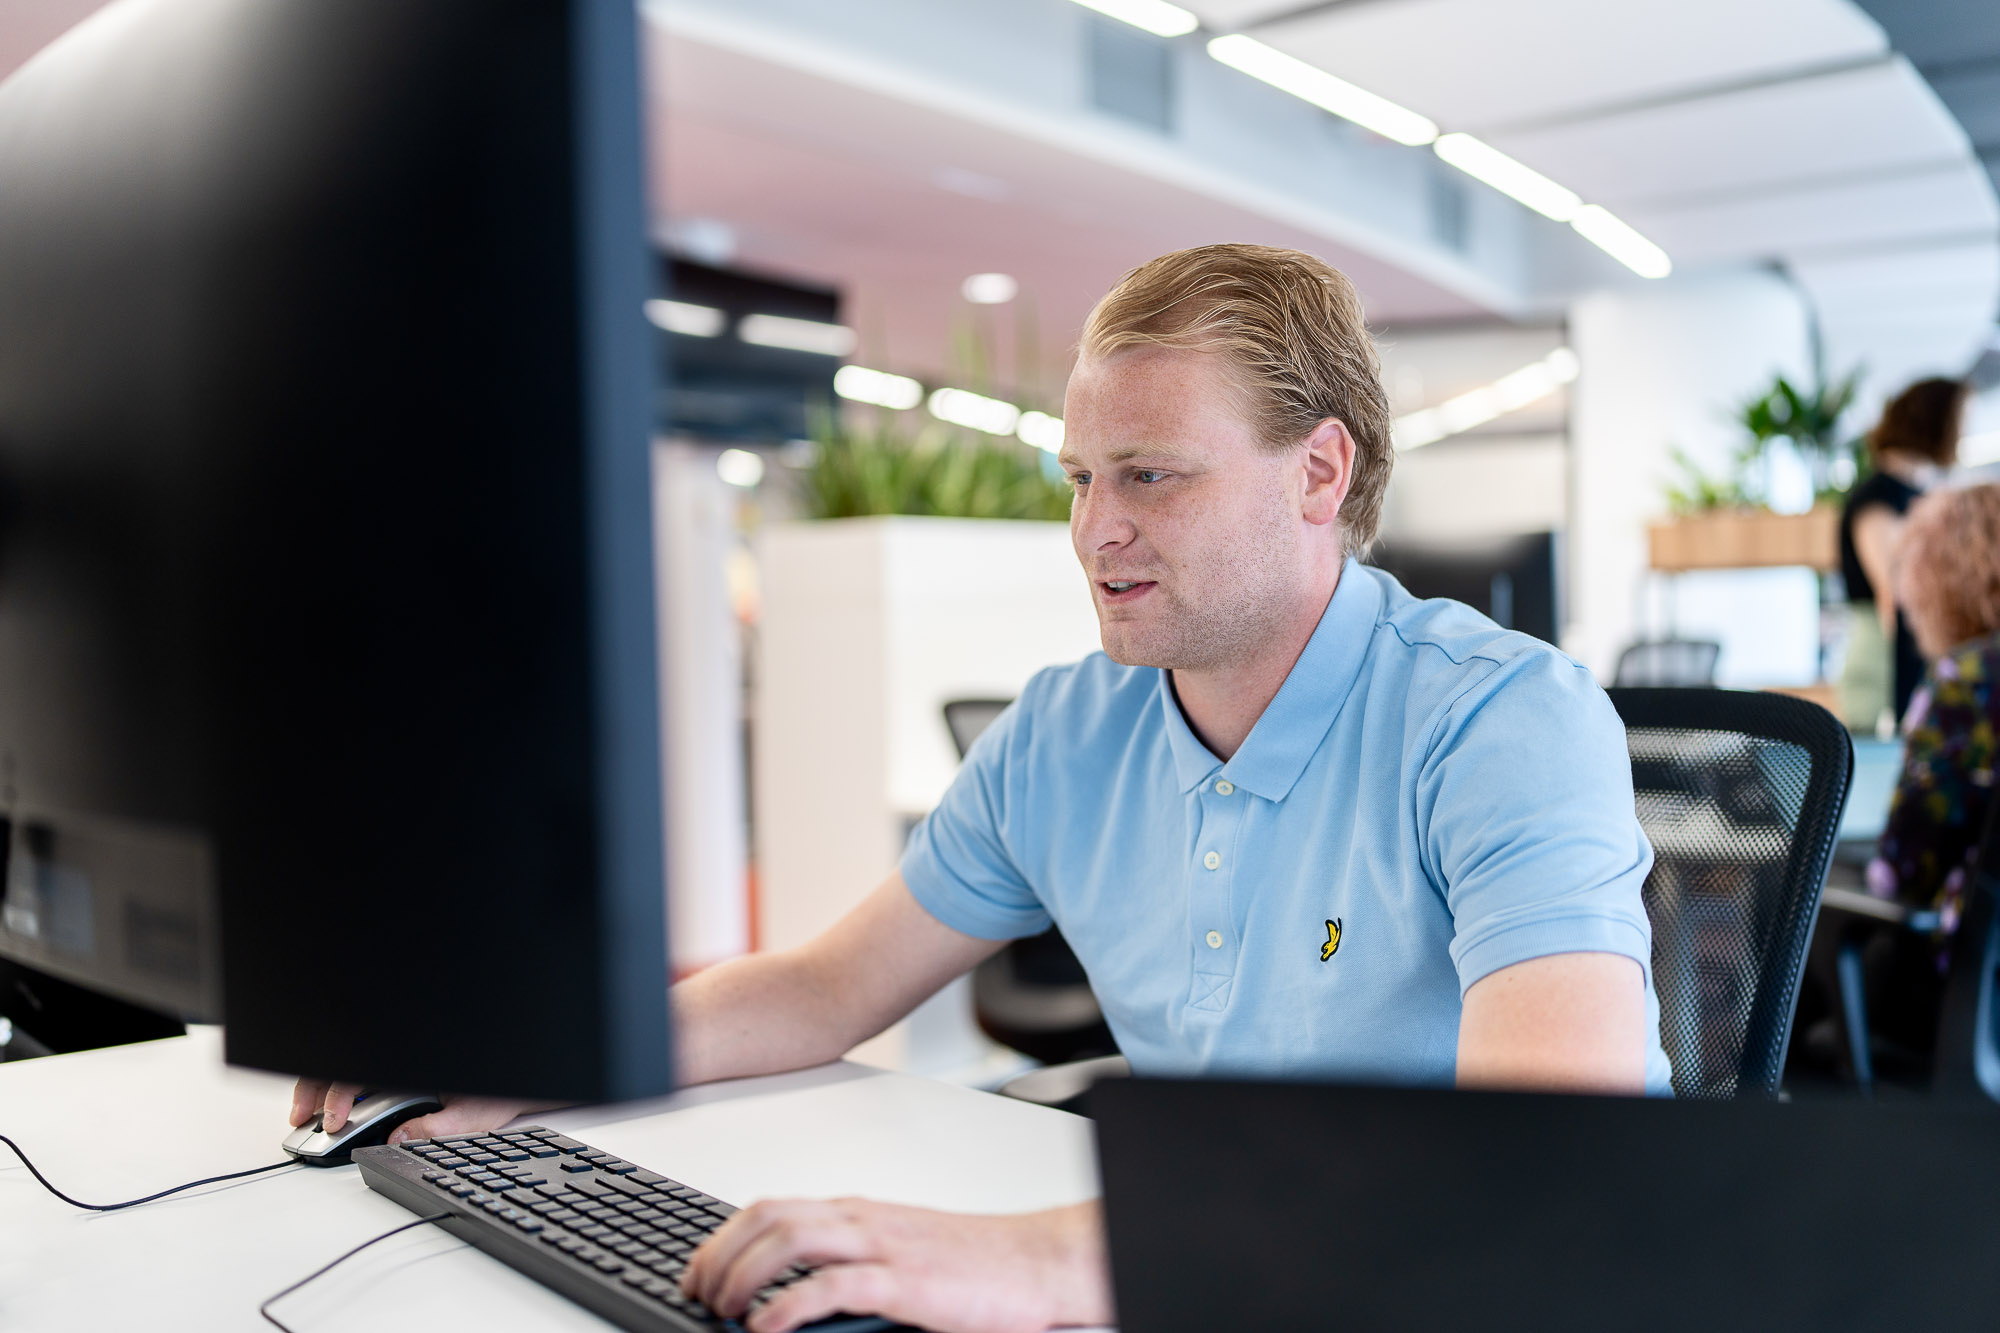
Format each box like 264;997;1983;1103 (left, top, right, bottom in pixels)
1869;631;2000;938
1841;469;1926;720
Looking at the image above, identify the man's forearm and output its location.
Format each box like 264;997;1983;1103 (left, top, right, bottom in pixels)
671;946;873;1087
671;874;1005;1089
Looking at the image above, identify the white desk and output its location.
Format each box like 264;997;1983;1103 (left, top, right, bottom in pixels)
0;1029;1104;1331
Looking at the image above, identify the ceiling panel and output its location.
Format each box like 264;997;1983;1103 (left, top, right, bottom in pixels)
1489;57;1971;208
1619;163;1996;266
1184;0;1302;30
1248;0;1885;134
1791;241;2000;320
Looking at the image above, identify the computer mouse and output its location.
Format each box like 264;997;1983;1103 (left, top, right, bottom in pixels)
281;1090;444;1166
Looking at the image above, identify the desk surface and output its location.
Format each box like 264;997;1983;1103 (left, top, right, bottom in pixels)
0;1029;1103;1331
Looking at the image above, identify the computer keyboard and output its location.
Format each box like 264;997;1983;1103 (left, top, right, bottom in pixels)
354;1126;894;1333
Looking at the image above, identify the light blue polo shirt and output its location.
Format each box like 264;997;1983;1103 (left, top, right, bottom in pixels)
902;560;1673;1095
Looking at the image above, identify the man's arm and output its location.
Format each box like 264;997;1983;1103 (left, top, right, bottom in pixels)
673;873;1005;1086
291;872;1003;1139
1455;951;1647;1094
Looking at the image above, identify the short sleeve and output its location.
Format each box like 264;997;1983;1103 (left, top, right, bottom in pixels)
1416;651;1656;995
900;696;1054;941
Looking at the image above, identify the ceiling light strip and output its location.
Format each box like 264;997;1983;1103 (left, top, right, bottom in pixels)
1069;0;1198;39
1569;205;1673;279
1202;44;1672;278
1393;348;1580;451
1431;133;1580;222
1206;35;1439;147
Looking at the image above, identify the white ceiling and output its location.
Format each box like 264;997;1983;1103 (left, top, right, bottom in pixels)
1194;0;2000;398
1488;58;1968;205
648;21;1486;394
1235;0;1889;134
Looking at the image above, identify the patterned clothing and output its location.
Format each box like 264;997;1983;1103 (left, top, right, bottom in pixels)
1866;631;2000;941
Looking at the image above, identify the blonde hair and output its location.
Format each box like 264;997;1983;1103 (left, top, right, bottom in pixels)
1899;483;2000;657
1079;244;1394;555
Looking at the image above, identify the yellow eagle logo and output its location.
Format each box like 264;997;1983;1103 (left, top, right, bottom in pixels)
1320;918;1342;962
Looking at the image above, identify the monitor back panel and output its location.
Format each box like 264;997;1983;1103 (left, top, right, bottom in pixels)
0;0;669;1100
1095;1078;2000;1333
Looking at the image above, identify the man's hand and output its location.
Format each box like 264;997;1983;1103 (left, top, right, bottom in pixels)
287;1077;559;1146
681;1198;1111;1333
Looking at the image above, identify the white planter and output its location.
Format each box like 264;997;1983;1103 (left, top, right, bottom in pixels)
753;516;1101;1075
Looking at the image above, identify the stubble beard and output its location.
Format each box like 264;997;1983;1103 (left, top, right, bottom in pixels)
1096;542;1304;674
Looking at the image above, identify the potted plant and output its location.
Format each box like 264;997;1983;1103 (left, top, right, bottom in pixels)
1647;368;1860;573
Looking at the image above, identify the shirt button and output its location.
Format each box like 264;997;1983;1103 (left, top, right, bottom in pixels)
1202;851;1221;871
1214;780;1234;796
1205;930;1222;949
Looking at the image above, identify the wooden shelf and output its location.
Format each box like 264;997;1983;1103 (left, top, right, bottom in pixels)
1648;505;1839;573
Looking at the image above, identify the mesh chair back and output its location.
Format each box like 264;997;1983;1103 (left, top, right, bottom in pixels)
942;698;1014;761
1614;639;1722;688
1611;688;1852;1099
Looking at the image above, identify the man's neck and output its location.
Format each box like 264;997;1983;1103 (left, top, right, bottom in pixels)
1171;562;1343;762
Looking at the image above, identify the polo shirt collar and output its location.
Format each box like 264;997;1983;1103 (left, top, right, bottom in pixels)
1155;559;1383;801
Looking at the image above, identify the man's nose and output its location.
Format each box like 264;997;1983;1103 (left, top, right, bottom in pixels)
1072;485;1134;555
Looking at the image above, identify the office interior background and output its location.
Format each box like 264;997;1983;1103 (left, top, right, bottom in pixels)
1;0;1996;1089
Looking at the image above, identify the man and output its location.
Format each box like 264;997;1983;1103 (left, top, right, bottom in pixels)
295;244;1669;1333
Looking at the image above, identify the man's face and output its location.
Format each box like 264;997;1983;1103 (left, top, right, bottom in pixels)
1060;347;1315;673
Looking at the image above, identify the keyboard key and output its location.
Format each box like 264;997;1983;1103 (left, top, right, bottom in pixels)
558;1161;593;1174
435;1156;468;1169
527;1144;561;1159
546;1136;586;1152
513;1217;544;1233
599;1159;639;1174
578;1225;615;1240
447;1184;478;1198
497;1149;531;1162
538;1231;568;1246
629;1169;670;1186
590;1255;625;1275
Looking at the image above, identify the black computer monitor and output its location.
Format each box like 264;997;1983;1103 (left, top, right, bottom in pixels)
0;0;673;1102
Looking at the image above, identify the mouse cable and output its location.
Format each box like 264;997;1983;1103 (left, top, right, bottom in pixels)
259;1212;451;1332
0;1132;299;1211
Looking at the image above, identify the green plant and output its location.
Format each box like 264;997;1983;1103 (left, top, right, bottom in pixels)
1735;367;1862;499
797;413;1072;522
1662;443;1754;516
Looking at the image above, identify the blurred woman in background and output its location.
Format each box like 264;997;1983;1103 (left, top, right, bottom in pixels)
1863;482;2000;1053
1839;377;1968;733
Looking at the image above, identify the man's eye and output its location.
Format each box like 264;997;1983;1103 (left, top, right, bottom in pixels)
1134;469;1166;484
1068;472;1091;489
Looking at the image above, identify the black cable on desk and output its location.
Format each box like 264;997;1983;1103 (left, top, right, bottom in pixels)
0;1132;299;1210
259;1213;451;1333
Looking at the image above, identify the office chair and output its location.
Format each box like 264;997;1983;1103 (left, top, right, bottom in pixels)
1817;794;2000;1102
940;698;1119;1071
1614;638;1722;688
1611;687;1852;1099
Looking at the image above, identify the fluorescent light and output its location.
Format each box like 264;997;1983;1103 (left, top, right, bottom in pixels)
1207;35;1437;147
645;299;724;337
1432;133;1580;222
1393;347;1579;451
715;448;765;489
928;387;1021;436
962;272;1019;305
1017;411;1065;452
1571;205;1672;279
1070;0;1198;38
833;365;924;410
737;313;857;357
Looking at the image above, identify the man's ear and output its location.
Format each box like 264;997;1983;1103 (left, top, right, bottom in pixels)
1300;417;1356;528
